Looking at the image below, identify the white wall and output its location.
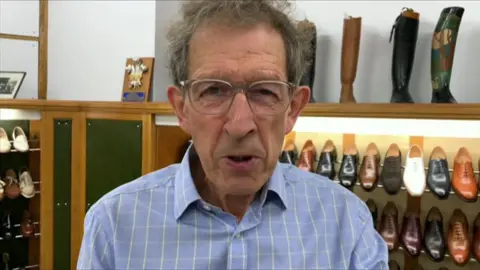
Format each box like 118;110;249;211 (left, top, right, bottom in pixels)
2;1;480;102
47;0;155;101
0;0;39;99
154;1;480;103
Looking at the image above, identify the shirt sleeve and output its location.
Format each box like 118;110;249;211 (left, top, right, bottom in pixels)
77;208;115;270
348;214;389;270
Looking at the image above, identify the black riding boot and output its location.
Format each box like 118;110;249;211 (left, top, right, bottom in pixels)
389;8;419;103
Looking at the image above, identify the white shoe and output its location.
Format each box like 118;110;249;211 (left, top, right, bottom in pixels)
403;144;426;196
12;126;29;152
0;180;5;201
0;128;11;153
19;169;35;198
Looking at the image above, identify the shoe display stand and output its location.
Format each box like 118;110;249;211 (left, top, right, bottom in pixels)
283;131;480;270
0;120;41;270
4;99;480;270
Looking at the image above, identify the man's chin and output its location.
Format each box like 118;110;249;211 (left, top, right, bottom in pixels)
221;176;263;195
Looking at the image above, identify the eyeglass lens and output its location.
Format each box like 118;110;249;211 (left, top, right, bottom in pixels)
188;80;290;115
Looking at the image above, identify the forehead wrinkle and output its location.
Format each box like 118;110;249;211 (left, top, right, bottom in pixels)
194;69;284;84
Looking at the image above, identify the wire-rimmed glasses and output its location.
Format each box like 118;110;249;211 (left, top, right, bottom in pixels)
180;79;294;116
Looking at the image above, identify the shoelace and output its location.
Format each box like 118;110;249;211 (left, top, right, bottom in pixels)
383;158;398;173
366;157;375;169
462;166;470;178
387;216;395;231
453;222;465;241
432;222;441;236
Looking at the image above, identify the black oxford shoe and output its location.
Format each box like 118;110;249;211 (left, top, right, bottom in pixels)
315;140;337;180
424;207;446;262
338;145;358;189
380;143;403;195
426;146;451;199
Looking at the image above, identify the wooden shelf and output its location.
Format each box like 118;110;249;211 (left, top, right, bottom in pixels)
3;99;480;120
301;103;480;120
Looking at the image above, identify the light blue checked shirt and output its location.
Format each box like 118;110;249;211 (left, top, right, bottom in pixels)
78;148;388;270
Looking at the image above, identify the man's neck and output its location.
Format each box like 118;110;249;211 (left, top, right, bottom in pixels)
189;151;257;221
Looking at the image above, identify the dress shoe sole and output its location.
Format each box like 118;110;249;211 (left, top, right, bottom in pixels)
361;183;377;192
428;191;450;200
404;185;425;197
424;249;445;263
452;185;478;203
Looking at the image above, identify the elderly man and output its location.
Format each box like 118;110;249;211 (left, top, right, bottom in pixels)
77;0;388;269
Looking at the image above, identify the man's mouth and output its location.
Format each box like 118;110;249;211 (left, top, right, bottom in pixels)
227;156;253;163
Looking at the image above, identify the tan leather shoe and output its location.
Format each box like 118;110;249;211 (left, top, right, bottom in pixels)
452;147;478;202
297;140;316;172
4;169;20;199
359;142;380;191
447;209;470;266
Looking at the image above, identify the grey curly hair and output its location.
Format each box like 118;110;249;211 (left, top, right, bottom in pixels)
166;0;312;87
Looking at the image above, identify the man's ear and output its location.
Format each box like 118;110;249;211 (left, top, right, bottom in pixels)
167;85;190;133
285;86;310;134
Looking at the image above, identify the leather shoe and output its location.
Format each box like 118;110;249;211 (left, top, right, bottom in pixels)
380;143;403;195
1;211;13;241
400;211;422;257
388;260;400;270
452;147;478;202
403;144;426;196
447;209;470;266
315;140;337;180
379;201;399;252
4;169;20;199
1;253;10;270
20;210;35;237
426;146;451;199
473;212;480;262
297;140;316;172
279;139;297;165
338;144;358;189
423;207;446;262
359;142;380;191
365;199;377;229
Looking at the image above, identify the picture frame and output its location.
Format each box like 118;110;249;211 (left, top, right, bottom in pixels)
0;71;26;99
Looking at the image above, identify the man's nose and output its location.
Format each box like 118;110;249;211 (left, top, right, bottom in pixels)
224;93;256;138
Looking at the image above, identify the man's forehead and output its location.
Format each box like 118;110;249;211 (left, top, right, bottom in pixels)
193;69;285;82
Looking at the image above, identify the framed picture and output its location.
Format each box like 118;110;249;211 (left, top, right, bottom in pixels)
0;71;26;99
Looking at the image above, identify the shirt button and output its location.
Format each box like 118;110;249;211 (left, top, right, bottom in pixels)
203;204;211;211
235;233;242;239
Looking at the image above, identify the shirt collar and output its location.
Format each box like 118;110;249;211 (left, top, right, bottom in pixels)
173;144;288;220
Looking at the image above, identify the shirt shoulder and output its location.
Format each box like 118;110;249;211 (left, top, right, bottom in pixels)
84;164;180;223
279;163;371;223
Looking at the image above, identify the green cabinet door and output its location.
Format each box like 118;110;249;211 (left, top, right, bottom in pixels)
53;119;72;270
85;119;142;211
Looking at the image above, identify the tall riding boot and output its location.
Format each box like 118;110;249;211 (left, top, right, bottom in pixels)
340;15;361;103
390;8;419;103
431;7;464;103
298;20;317;103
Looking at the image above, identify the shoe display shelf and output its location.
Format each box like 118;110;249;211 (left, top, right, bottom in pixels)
0;120;41;270
274;114;480;270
